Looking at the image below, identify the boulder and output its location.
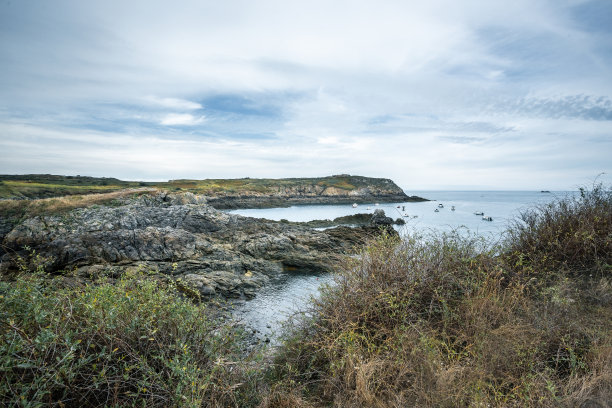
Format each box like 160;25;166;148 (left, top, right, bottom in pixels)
370;209;395;227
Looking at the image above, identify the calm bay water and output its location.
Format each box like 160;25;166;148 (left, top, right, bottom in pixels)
229;191;574;343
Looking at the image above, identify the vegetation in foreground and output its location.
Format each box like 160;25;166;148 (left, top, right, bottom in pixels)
1;185;610;407
267;185;611;407
0;266;265;407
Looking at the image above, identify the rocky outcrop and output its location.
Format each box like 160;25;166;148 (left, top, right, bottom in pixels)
1;192;389;298
283;212;405;228
201;176;428;209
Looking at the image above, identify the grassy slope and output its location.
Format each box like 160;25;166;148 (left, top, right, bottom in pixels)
0;175;140;199
0;174;402;200
0;189;157;224
161;175;399;196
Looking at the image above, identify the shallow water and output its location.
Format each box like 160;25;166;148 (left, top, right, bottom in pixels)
232;271;334;344
229;191;574;343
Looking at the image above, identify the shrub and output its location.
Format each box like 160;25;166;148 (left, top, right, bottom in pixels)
0;266;264;407
504;184;611;281
268;186;612;407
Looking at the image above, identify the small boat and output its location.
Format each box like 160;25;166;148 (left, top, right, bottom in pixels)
438;203;444;208
434;208;439;212
451;206;455;211
402;206;405;211
413;215;418;218
474;211;484;216
482;216;493;221
352;203;358;208
397;205;400;208
403;213;409;217
366;207;372;210
374;203;379;206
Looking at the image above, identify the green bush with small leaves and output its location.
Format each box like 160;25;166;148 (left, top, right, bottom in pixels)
0;266;264;407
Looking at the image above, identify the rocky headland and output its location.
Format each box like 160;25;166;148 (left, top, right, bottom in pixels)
0;192;396;299
200;175;426;209
0;174;428;208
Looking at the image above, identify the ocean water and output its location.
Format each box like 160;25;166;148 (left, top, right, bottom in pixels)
229;190;574;238
229;191;574;343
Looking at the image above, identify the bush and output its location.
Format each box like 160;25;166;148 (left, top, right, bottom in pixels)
0;266;264;407
267;187;612;407
504;184;611;281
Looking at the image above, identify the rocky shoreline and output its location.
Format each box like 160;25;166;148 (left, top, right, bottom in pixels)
0;192;396;299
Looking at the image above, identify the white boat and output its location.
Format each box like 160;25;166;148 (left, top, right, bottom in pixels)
482;216;493;221
434;208;439;212
403;213;409;217
474;211;484;216
374;203;379;206
352;203;358;208
366;207;372;210
438;203;444;208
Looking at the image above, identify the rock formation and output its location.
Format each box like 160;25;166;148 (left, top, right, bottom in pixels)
1;192;392;298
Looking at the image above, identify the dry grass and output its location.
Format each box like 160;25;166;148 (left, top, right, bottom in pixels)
268;185;612;407
504;184;611;281
0;188;157;220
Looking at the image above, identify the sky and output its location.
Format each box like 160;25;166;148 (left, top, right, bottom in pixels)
0;0;611;190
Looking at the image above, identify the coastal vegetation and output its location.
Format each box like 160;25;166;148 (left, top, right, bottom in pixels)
0;175;139;199
0;185;610;406
266;184;611;407
0;174;412;201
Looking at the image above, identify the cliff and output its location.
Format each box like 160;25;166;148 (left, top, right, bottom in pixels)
0;174;427;208
165;175;426;209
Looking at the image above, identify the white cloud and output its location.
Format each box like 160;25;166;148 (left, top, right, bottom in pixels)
160;113;205;126
0;0;610;189
145;96;202;111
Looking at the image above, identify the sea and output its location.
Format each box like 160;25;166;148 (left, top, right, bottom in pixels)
228;190;575;343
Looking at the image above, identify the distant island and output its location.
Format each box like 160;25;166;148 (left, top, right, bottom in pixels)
0;174;428;208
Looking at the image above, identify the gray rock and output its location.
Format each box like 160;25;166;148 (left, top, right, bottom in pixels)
370;209;395;227
1;192;383;298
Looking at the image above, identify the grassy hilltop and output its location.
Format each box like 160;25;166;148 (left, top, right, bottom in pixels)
0;185;610;407
0;174;405;200
0;174;138;199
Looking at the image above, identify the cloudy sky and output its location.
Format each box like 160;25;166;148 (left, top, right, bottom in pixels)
1;0;611;190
